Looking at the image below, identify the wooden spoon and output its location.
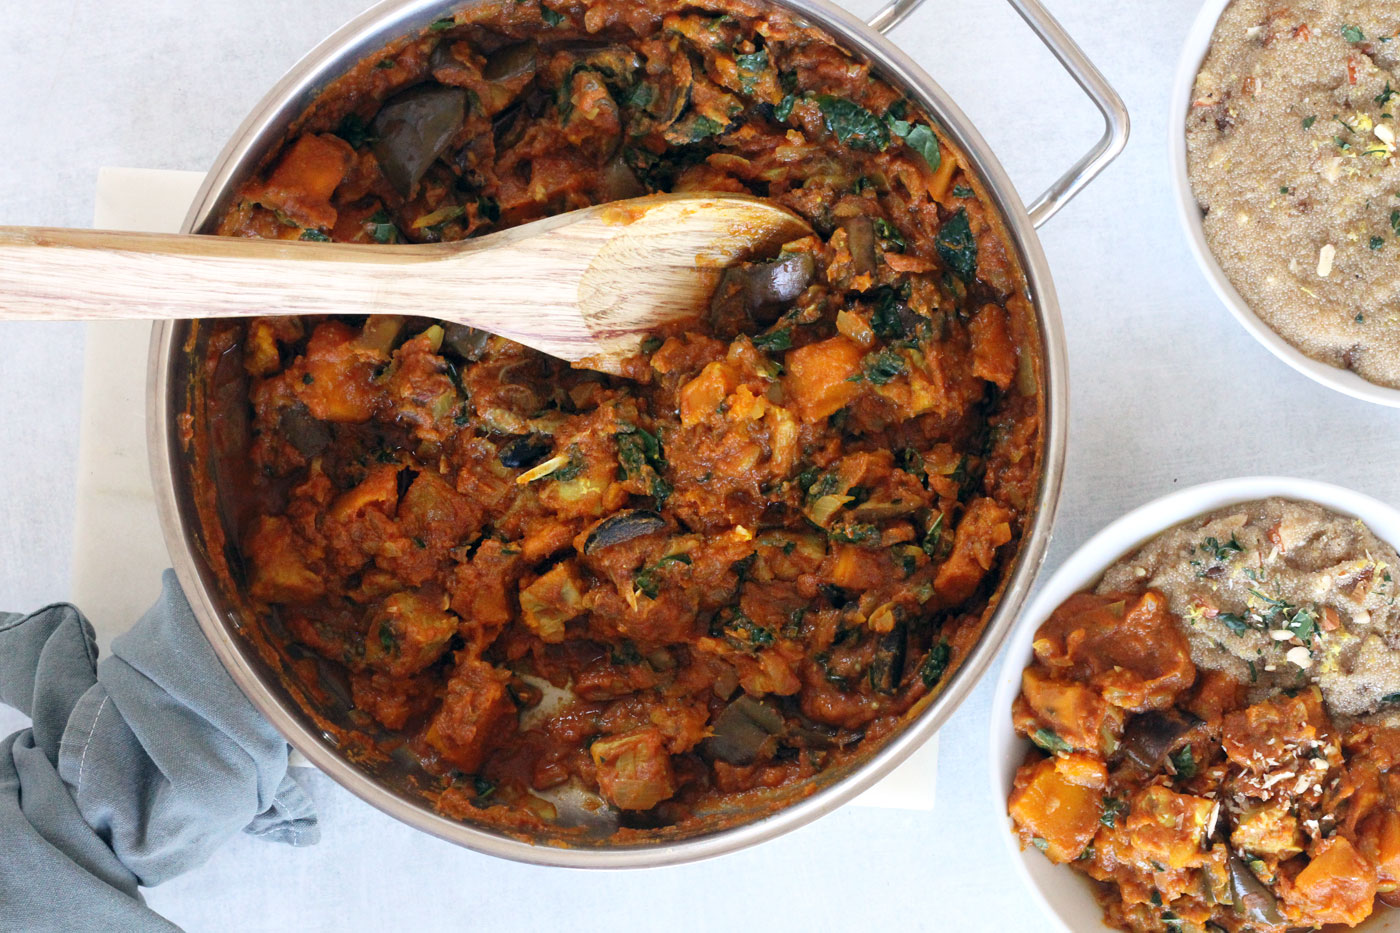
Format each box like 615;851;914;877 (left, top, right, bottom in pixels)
0;192;810;373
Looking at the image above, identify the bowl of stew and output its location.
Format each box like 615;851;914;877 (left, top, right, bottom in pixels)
149;0;1117;864
991;476;1400;931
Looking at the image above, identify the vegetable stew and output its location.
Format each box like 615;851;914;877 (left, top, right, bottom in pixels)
197;0;1041;839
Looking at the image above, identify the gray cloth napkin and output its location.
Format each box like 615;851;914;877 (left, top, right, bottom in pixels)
0;570;318;932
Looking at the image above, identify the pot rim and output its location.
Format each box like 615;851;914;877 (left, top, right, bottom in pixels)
148;0;1069;867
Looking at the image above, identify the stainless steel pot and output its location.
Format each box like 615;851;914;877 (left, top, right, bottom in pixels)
147;0;1127;867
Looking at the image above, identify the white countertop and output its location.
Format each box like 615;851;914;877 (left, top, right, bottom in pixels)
6;1;1400;930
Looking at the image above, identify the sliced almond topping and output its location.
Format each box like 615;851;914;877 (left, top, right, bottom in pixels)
1286;645;1313;669
1317;244;1336;277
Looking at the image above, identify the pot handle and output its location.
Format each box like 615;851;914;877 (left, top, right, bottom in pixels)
867;0;1129;228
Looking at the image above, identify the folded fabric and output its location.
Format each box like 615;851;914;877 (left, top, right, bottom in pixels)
0;570;317;932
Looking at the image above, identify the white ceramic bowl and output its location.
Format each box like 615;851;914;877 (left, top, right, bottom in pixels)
1169;0;1400;408
989;476;1400;932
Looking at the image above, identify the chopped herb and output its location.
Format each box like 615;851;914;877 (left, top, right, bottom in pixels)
862;349;907;385
1200;534;1243;562
550;446;586;483
828;522;880;545
919;639;951;687
952;184;973;198
1391;209;1400;237
872;218;906;251
1078;845;1096;862
616;425;670;500
1169;745;1197;780
472;775;496;799
1342;24;1366;43
429;16;456;30
412;536;427;549
1303;115;1317;129
1032;728;1072;755
1335;136;1352;151
752;327;793;352
378;625;398;655
935;208;978;282
735;49;768;94
476;195;501;223
1287;606;1319;645
688;115;726;140
869;286;909;339
539;5;565;25
817;95;889;150
1383;692;1400;704
375;58;396;70
299;229;331;242
366;209;400;244
623;81;655;110
301;373;315;385
773;94;797;122
898;123;941;170
334;113;373;149
1280;186;1290;194
640;335;663;354
1371;236;1386;250
1100;797;1127;828
1380;83;1399;106
1031;837;1049;852
921;513;945;558
717;610;774;650
1248;659;1258;683
633;553;692;599
1218;613;1250;637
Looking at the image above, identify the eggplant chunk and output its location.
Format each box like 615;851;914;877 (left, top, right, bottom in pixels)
371;85;469;197
710;253;816;331
1228;854;1284;926
279;403;331;457
702;696;785;764
1119;709;1202;771
483;41;538;81
498;433;552;469
442;323;489;362
583;510;666;553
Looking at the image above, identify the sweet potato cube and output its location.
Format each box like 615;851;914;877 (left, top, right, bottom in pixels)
1231;800;1303;860
246;515;324;604
363;591;458;677
1020;667;1120;755
423;658;516;773
934;497;1013;604
518;561;585;643
969;304;1017;390
783;336;864;422
679;360;739;426
1125;785;1215;870
590;728;676;811
1008;754;1106;863
1287;836;1377;927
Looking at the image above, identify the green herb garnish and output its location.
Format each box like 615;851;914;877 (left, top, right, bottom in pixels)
919;639;951;687
935;208;978;282
299;229;331;242
752;327;793;352
1343;24;1366;43
1032;728;1072;755
817;95;889;150
1169;745;1196;780
1100;797;1127;828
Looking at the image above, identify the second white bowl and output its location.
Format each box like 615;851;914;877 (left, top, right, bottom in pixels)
1168;0;1400;408
988;476;1400;932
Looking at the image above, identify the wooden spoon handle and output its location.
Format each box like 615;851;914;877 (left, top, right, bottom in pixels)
0;226;428;321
